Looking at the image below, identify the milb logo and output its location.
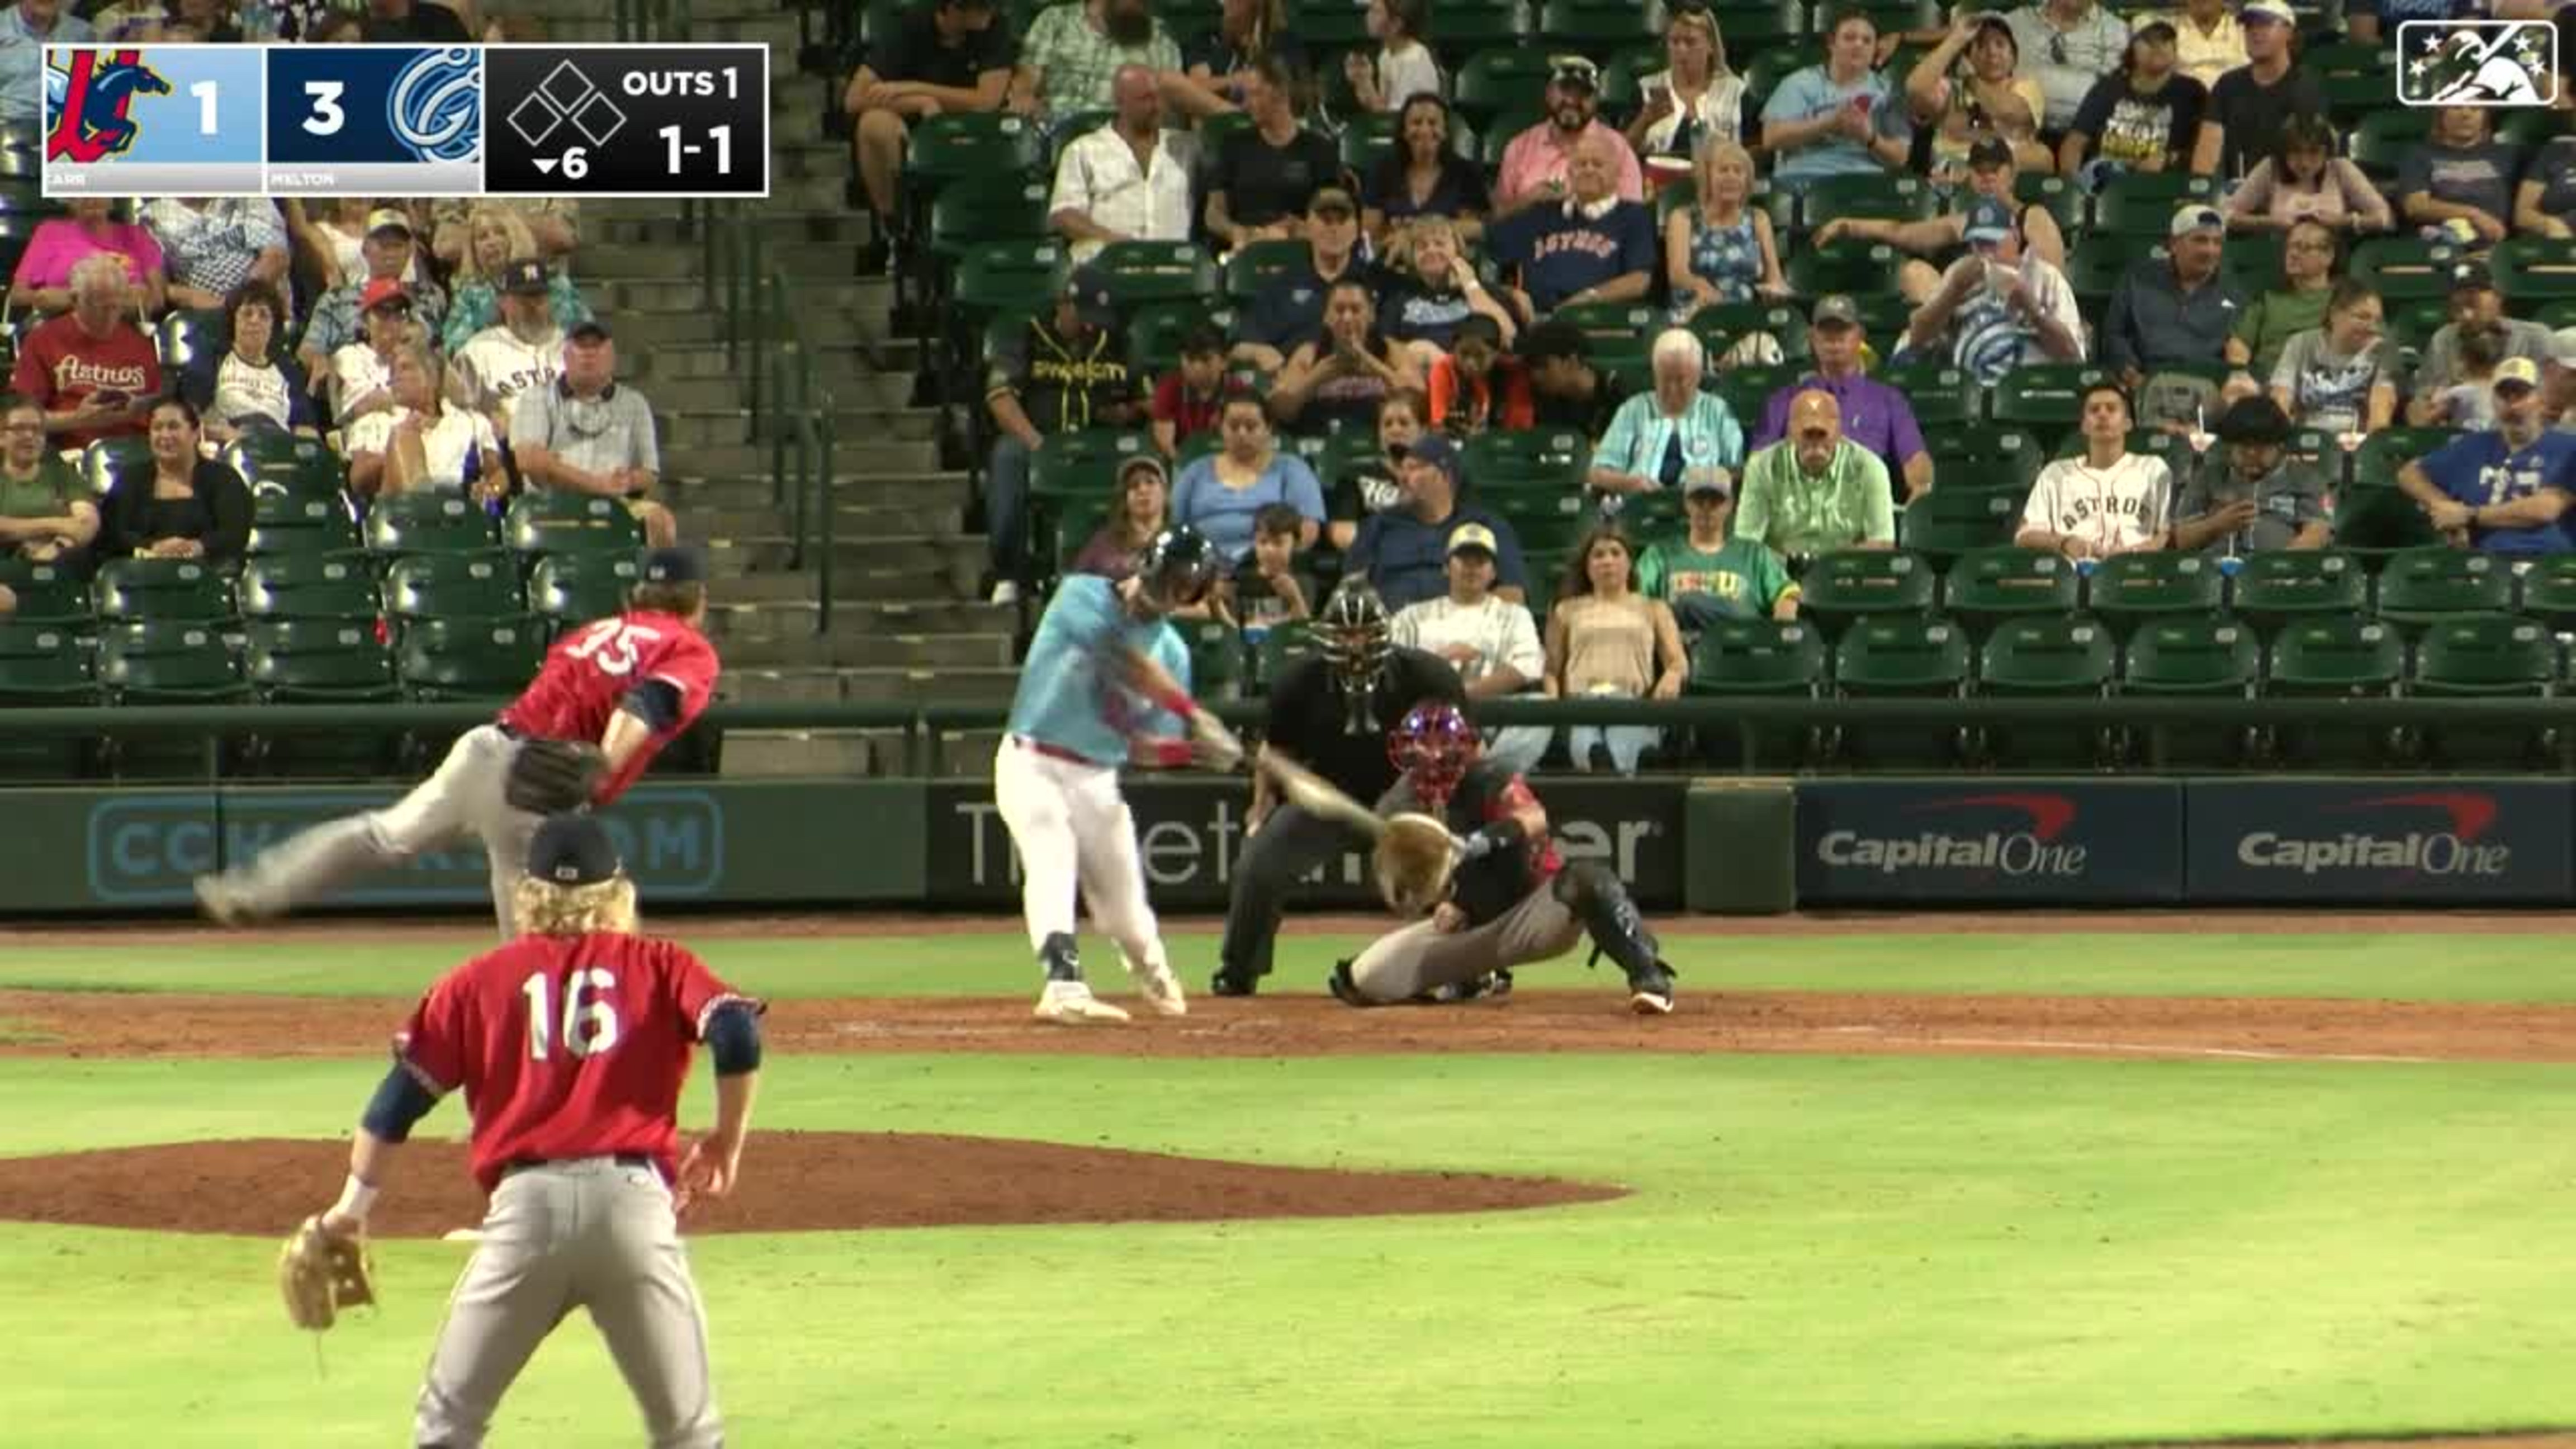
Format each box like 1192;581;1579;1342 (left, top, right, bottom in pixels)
2234;792;2511;878
1815;793;2090;877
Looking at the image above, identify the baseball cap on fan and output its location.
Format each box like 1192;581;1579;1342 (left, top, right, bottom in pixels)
2493;356;2543;394
526;815;623;886
359;277;410;312
364;207;413;239
500;258;551;296
2240;0;2294;22
1963;195;2014;246
1445;522;1498;558
2168;201;2224;239
641;546;709;584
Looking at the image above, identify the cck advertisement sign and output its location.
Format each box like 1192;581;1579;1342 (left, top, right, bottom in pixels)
1797;782;2185;903
924;778;1685;910
2184;780;2573;902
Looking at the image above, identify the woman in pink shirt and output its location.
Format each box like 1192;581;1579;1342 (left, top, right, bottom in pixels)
10;198;166;319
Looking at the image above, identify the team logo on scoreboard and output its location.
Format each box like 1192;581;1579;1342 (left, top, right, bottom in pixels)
389;47;482;165
44;50;169;163
2398;20;2558;107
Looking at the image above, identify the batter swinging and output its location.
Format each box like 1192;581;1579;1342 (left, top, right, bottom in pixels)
998;524;1236;1025
1331;702;1679;1013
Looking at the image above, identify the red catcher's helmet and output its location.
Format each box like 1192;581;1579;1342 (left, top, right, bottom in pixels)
1388;701;1479;808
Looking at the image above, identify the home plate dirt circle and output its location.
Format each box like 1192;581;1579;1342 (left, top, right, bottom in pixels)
0;1131;1623;1238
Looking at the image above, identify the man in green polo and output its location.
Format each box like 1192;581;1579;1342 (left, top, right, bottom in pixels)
0;393;97;571
1733;389;1896;564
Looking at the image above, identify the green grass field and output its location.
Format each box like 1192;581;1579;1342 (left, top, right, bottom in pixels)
7;928;2575;1448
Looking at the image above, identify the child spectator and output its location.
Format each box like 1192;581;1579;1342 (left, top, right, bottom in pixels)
1226;502;1317;632
1151;324;1230;459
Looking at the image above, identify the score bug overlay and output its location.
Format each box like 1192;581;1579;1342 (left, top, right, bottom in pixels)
43;44;264;197
265;44;484;195
484;44;768;198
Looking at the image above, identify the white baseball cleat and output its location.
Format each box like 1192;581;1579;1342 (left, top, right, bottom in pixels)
1130;962;1188;1017
193;875;251;927
1034;979;1131;1025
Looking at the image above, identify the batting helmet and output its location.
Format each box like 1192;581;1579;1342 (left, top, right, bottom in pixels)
1136;524;1218;612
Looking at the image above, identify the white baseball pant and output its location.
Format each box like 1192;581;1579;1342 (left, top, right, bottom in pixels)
992;737;1172;977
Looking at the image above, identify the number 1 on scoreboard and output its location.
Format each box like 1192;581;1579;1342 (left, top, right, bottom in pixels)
659;124;731;175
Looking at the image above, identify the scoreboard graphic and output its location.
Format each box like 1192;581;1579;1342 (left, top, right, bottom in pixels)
42;41;766;200
44;45;264;196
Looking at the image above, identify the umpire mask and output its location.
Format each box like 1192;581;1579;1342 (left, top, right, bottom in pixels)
1315;581;1392;717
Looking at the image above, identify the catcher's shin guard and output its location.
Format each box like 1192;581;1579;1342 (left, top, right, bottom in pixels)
1551;863;1678;1014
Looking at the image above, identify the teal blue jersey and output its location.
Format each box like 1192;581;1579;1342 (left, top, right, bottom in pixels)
1004;575;1193;766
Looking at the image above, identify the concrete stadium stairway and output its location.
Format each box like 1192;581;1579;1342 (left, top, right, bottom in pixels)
508;0;1020;774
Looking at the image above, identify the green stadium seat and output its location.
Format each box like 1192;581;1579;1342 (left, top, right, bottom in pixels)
81;434;154;497
2116;610;2257;766
2082;550;2223;640
0;618;93;776
1878;361;1980;428
528;553;640;637
243;618;398;702
1713;362;1802;423
2063;237;2152;315
96;619;245;703
2346;108;2427;178
1462;427;1589;494
1922;422;2044;489
0;557;89;624
1785;240;1905;299
382;552;527;633
1536;0;1660;45
1030;428;1157;502
2409;613;2559;768
1597;45;1668;112
949;242;1070;340
1086;240;1221;311
1452;49;1559;126
2518;554;2576;633
253;487;359;543
1685;302;1812;371
2227;548;2365;637
1942;545;2080;639
397;615;547;703
236;553;378;624
2490;238;2576;305
92;556;233;623
504;491;646;561
901;112;1044;202
1986;363;2113;438
363;492;501;560
1223;238;1308;304
2262;614;2404;766
1179;617;1246;701
927;173;1054;262
1289;0;1373;46
2332;485;2442;569
1255;617;1320;692
1973;613;2116;768
2089;172;2219;237
1828;615;1971;768
1799;549;1936;645
1551;301;1664;381
1128;300;1239;377
1793;173;1938;229
156;307;224;371
2372;546;2512;635
2222;231;2286;296
2348;235;2465;304
2350;427;2463;490
1898;487;2021;567
1430;0;1532;63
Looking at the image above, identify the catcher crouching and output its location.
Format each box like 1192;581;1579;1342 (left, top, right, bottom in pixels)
282;814;764;1449
1332;703;1679;1013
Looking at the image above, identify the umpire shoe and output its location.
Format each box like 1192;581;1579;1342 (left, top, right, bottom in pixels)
1035;979;1131;1025
1209;968;1259;998
1432;970;1513;1003
1626;961;1678;1017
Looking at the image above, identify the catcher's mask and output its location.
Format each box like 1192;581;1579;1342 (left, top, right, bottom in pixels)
1315;581;1391;696
1135;520;1218;613
1389;700;1480;809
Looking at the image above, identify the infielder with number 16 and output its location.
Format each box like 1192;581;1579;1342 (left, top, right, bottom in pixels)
998;523;1238;1024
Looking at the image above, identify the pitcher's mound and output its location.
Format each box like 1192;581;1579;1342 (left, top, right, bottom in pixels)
0;1131;1624;1238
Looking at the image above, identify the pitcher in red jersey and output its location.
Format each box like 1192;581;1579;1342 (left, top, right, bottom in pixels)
195;547;722;937
301;814;765;1448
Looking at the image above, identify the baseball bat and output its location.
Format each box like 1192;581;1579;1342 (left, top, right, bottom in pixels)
1256;749;1389;839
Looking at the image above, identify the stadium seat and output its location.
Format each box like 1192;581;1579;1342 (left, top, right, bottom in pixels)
2517;553;2576;633
155;307;225;372
1128;300;1239;377
1221;238;1308;305
2346;109;2428;179
249;490;363;557
397;615;547;703
504;491;646;561
1793;174;1937;234
2348;235;2465;304
0;619;94;776
0;557;88;624
2063;237;2151;316
1797;549;1937;643
243;618;399;703
1973;613;2116;768
2082;551;2223;640
1179;618;1245;701
1254;618;1320;692
1942;546;2081;640
1684;302;1811;371
1462;428;1589;495
1551;302;1664;382
2491;238;2576;305
1898;487;2020;568
1451;49;1559;126
2226;549;2366;637
2089;173;2220;237
1289;0;1373;45
1712;362;1803;424
1536;0;1660;45
236;553;378;624
1430;0;1531;63
80;435;154;497
2372;546;2513;635
2262;614;2404;766
1030;428;1157;503
2350;427;2463;490
2411;613;2554;698
363;491;501;560
527;552;641;636
92;557;233;623
1878;362;1980;429
2116;611;2257;766
901;112;1044;203
1784;240;1905;299
382;553;528;634
1922;422;2044;490
96;618;246;703
1986;363;2114;439
1827;615;1971;768
926;173;1054;263
2331;485;2442;569
2222;231;2286;296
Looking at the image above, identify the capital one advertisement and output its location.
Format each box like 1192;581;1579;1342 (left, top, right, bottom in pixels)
1796;783;2185;903
2184;781;2574;902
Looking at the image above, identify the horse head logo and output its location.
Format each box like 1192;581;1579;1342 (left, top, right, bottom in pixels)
46;50;173;164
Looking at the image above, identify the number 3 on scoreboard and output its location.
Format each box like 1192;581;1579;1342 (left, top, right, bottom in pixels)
301;80;345;136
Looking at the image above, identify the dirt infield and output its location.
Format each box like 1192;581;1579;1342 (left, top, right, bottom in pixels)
0;1132;1617;1239
6;986;2573;1064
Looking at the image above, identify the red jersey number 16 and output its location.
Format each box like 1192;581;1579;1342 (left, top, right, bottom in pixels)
524;968;621;1060
566;619;666;679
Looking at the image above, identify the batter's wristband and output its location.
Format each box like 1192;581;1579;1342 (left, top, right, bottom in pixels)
1144;738;1195;767
1148;684;1198;719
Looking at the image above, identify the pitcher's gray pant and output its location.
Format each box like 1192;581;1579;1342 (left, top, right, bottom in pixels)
1347;885;1587;1002
1218;802;1372;983
415;1157;722;1449
216;724;543;938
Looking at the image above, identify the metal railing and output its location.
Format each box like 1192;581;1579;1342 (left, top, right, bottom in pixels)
704;209;841;634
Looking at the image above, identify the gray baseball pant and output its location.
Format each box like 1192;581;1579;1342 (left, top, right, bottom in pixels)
415;1156;722;1448
214;724;543;939
1347;885;1587;1002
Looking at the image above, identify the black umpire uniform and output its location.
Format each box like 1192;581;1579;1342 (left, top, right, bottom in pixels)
1213;641;1465;996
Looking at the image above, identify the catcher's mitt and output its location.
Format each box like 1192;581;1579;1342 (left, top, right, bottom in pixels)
1374;812;1461;917
504;738;609;815
279;1216;376;1331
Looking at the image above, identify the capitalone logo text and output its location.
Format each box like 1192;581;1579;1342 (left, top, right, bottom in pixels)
1816;793;2089;877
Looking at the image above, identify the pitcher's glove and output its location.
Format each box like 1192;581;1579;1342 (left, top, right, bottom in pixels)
505;738;608;815
1373;812;1461;917
280;1215;376;1331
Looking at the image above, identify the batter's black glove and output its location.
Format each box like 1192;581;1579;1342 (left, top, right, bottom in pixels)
504;738;609;815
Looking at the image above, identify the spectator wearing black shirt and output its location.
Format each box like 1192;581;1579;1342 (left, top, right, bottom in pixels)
1204;55;1348;252
1164;0;1306;120
845;0;1015;269
2189;0;2322;182
1271;278;1426;437
360;0;468;42
1232;187;1374;374
2059;18;2206;178
1361;93;1490;250
1520;319;1624;438
982;264;1142;602
1376;215;1517;362
2400;106;2522;249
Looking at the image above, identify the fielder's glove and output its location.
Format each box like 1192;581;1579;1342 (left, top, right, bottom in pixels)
278;1215;376;1331
504;738;609;815
1373;812;1461;917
